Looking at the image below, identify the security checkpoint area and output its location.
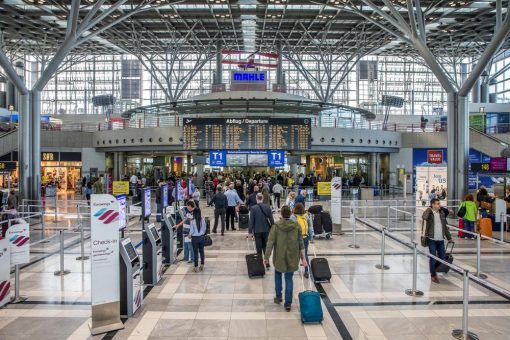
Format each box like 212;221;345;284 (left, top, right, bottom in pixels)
3;0;510;339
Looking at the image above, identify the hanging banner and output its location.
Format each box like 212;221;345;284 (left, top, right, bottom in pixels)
0;238;10;308
8;220;30;265
330;177;342;226
112;181;130;195
317;182;332;196
117;195;127;231
90;194;123;335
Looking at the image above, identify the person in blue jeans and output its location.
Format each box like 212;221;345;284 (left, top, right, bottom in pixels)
264;205;307;311
175;202;198;264
422;198;454;283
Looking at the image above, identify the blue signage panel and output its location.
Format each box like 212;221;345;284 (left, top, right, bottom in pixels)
268;150;285;167
209;150;227;166
143;187;151;218
231;70;267;83
162;184;168;209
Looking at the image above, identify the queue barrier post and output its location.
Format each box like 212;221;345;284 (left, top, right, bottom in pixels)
348;209;360;249
76;206;89;261
375;227;390;270
451;270;478;340
475;234;487;279
405;242;424;297
54;230;71;276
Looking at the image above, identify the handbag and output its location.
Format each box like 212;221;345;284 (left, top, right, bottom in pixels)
420;219;428;247
457;202;466;218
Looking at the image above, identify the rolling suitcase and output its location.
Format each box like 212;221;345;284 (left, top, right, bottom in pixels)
313;213;323;235
479;217;493;237
245;238;265;278
298;268;323;324
436;242;454;273
320;211;333;234
457;219;464;238
310;245;331;283
239;214;249;229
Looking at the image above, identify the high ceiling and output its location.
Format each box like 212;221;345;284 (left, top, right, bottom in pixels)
0;0;507;58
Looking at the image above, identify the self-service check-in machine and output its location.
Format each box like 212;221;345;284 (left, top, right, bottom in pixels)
161;212;176;264
119;238;143;317
143;223;163;285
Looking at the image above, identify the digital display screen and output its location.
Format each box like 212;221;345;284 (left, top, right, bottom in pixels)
471;163;490;172
227;154;247;166
150;225;160;241
162;184;168;208
490;157;507;172
144;188;151;218
117;195;127;230
247;154;268;166
183;117;311;150
124;241;138;261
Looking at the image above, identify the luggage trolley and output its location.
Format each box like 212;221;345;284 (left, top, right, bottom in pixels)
308;205;333;239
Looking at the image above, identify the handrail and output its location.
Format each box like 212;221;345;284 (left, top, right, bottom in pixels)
470;126;509;147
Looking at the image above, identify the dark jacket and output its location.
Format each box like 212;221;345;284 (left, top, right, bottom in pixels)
155;186;162;204
248;203;274;234
235;184;245;201
246;192;258;208
422;207;452;241
208;192;228;210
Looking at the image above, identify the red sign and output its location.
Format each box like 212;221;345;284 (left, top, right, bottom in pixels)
427;150;443;164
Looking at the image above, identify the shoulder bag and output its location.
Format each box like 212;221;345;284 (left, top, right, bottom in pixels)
257;204;272;229
457;202;466;218
420;219;428;247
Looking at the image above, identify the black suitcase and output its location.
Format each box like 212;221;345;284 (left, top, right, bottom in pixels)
239;205;249;214
204;235;213;247
311;257;331;283
239;214;249;229
320;211;333;233
436;242;454;273
308;205;323;215
246;253;265;278
313;214;323;235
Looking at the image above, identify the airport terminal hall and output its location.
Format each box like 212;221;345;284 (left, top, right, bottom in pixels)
4;0;510;340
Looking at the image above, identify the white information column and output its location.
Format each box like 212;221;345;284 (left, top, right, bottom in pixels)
90;194;124;335
330;177;343;234
0;238;10;307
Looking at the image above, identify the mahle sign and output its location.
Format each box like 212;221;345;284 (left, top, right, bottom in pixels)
231;70;267;83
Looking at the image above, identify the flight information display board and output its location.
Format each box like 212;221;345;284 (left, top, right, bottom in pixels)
183;118;311;150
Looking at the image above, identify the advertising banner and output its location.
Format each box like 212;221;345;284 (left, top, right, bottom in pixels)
162;184;169;209
330;177;342;225
91;194;120;305
143;188;151;218
112;181;130;195
317;182;332;196
0;238;10;307
415;166;447;207
8;220;30;265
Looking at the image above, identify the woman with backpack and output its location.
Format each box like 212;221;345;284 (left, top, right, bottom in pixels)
291;203;314;278
458;194;478;240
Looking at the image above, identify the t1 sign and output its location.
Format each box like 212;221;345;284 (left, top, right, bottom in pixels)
268;150;285;167
209;150;227;166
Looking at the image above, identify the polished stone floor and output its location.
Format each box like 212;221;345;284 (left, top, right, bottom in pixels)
1;197;510;339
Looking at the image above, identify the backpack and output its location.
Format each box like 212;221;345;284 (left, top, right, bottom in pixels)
295;214;308;239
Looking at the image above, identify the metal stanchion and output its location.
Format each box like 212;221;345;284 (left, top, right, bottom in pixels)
500;213;505;243
76;208;89;261
452;270;478;340
12;265;27;303
349;211;360;249
410;215;415;242
375;227;390;270
39;210;49;243
405;242;424;297
54;194;58;222
387;206;390;230
475;234;487;279
54;230;71;276
364;201;367;218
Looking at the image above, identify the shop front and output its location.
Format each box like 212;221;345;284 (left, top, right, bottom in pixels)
0;161;17;189
40;152;82;193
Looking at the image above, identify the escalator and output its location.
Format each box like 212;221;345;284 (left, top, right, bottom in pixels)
0;129;18;158
469;127;508;158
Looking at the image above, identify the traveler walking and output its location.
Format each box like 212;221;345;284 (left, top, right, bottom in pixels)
208;185;228;235
248;193;274;268
421;198;454;284
264;205;308;312
459;194;478;240
155;179;163;222
272;181;283;210
285;191;297;211
187;200;206;272
246;185;259;208
291;203;313;278
225;183;243;231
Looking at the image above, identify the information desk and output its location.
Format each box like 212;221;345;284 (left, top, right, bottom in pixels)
161;213;176;265
119;238;143;317
142;223;163;285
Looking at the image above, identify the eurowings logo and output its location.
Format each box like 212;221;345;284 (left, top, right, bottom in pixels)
0;281;10;301
94;209;119;224
9;235;30;247
332;183;341;190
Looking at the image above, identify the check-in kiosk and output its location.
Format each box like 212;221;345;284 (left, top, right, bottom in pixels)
161;212;176;264
143;223;163;285
119;238;143;317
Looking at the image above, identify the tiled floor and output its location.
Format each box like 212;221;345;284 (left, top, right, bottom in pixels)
1;198;510;339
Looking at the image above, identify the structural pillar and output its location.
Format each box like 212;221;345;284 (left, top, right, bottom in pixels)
447;93;469;201
472;79;480;103
186;154;192;175
19;92;31;201
215;40;222;85
118;152;125;179
370;153;377;186
196;164;205;186
276;41;284;85
113;152;120;181
29;90;41;201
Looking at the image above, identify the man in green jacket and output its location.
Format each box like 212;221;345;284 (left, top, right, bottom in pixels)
264;205;307;312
